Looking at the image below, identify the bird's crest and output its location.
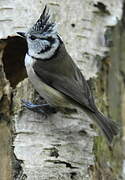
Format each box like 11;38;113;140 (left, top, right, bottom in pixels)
31;5;56;34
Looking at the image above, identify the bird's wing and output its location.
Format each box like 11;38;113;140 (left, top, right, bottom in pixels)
33;57;96;112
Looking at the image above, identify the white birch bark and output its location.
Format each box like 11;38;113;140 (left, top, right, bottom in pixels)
0;0;123;179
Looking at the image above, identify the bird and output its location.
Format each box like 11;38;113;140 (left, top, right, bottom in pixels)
17;5;118;144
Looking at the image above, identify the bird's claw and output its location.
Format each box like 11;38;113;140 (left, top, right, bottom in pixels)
21;99;57;118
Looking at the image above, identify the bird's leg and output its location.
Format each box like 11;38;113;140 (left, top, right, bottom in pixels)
21;99;57;117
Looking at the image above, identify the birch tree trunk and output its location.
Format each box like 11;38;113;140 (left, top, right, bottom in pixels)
0;0;124;179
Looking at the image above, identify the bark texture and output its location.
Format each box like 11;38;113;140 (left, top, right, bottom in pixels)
0;0;124;180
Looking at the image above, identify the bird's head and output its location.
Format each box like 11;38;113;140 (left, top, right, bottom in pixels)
17;6;61;60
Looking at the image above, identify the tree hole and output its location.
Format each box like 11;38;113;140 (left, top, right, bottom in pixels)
2;36;28;88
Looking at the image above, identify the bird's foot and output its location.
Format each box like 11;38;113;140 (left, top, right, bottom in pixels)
21;99;57;118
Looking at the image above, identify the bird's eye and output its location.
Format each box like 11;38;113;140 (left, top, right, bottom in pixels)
30;35;37;40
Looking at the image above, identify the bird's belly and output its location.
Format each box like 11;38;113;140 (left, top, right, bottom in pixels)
25;55;72;108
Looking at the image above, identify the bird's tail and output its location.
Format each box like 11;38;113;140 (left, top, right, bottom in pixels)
91;110;118;143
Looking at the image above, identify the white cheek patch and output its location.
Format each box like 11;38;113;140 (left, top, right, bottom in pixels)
40;40;50;51
28;37;60;60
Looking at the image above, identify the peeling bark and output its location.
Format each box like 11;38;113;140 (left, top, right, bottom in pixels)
0;41;12;180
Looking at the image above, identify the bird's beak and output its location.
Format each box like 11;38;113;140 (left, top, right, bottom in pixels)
17;32;26;38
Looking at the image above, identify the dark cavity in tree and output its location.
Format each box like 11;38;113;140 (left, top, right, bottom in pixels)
2;36;27;88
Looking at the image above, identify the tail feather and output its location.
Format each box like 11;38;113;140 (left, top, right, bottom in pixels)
92;110;118;143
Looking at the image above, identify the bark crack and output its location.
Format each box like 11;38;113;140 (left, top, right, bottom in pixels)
46;160;79;169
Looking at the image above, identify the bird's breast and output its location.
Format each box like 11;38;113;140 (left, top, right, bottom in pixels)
24;54;73;109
